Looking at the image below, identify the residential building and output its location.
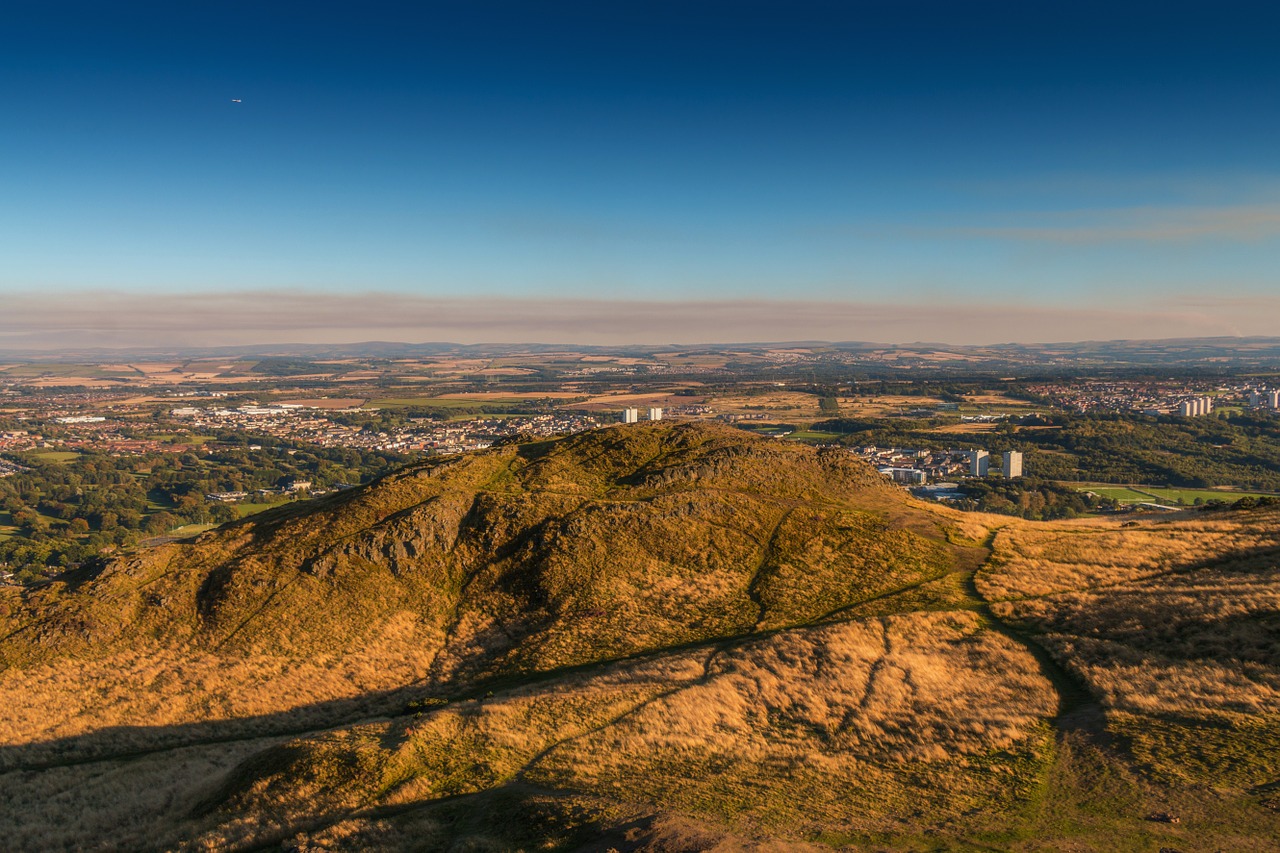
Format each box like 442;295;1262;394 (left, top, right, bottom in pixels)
1179;396;1214;417
1003;450;1023;479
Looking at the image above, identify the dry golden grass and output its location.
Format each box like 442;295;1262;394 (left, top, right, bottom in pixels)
525;612;1057;838
918;503;1010;544
985;505;1280;793
929;422;1001;433
0;737;280;851
188;651;713;849
167;612;1056;849
546;612;1054;773
998;561;1280;722
977;511;1277;601
0;611;443;764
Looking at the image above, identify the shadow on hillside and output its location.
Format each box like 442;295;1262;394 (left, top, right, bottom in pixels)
0;623;727;776
0;680;434;774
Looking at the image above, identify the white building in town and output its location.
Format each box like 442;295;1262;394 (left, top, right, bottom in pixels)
1178;397;1213;417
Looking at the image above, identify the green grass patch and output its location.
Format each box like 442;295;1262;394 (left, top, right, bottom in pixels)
787;430;842;442
1078;486;1156;502
235;502;287;518
26;450;81;464
169;523;218;538
1141;486;1273;505
1074;484;1274;505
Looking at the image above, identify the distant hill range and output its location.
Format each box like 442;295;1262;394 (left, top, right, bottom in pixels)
1;423;1277;850
5;335;1280;372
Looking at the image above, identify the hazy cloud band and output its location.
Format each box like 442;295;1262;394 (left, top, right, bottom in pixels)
0;291;1275;348
927;204;1280;244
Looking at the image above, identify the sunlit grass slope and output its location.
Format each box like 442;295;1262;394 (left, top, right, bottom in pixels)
1;424;1278;851
0;423;965;752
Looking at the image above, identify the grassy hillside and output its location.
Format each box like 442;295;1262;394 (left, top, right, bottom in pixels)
0;423;1277;850
0;423;968;757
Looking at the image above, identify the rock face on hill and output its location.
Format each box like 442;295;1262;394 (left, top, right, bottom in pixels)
0;423;969;755
1;423;1276;851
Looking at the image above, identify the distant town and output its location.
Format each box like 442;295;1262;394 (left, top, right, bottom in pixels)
4;340;1280;582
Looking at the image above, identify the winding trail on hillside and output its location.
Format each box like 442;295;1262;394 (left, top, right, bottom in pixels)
961;527;1106;738
745;504;797;629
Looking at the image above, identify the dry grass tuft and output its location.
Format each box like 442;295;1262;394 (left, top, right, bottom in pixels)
978;510;1280;601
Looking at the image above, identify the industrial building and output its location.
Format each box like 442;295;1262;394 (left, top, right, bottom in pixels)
879;466;927;485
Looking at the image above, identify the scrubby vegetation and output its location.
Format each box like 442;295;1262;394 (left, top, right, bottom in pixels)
955;476;1114;520
0;439;408;580
0;423;1277;850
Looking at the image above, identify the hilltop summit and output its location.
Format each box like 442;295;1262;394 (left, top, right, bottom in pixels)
0;422;968;752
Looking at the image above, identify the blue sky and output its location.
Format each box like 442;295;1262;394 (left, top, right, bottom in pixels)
2;1;1279;343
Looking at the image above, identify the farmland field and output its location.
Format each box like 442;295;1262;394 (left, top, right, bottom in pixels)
364;396;529;409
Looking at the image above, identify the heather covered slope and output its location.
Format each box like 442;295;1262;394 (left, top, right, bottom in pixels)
2;425;1279;851
0;423;969;755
